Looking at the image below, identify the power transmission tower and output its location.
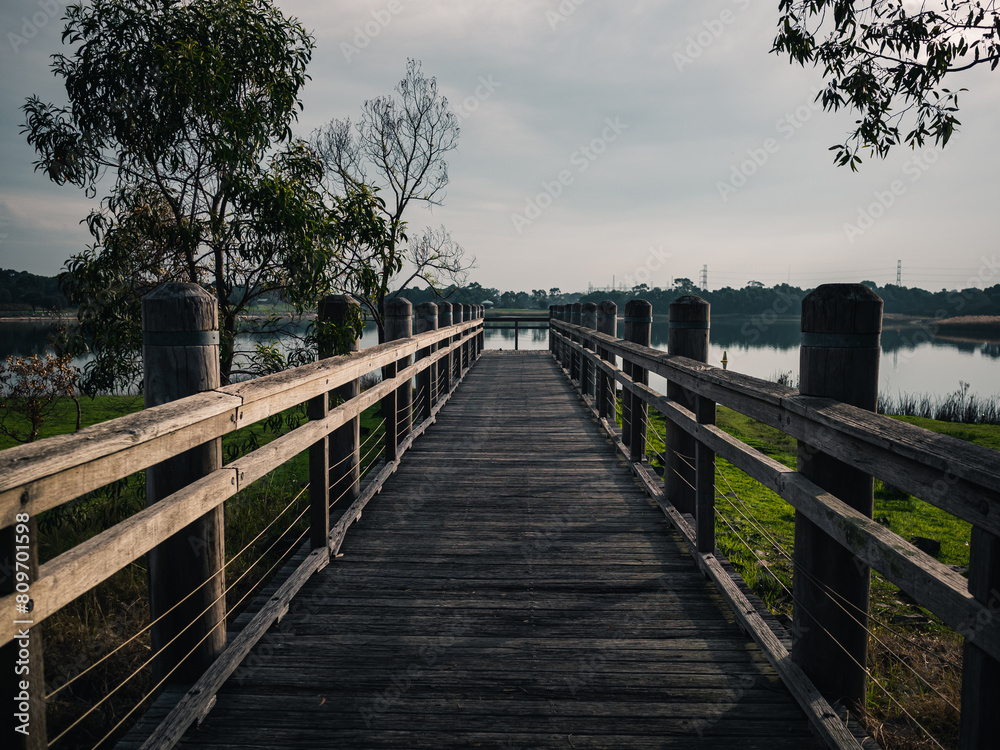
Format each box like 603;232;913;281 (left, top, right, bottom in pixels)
896;260;901;286
699;264;708;290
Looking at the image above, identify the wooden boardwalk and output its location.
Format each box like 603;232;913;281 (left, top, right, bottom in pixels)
170;351;822;749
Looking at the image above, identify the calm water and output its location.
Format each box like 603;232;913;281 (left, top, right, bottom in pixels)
479;317;1000;402
3;317;997;401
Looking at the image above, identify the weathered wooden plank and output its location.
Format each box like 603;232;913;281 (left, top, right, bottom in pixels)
0;467;236;646
0;322;481;526
0;391;241;526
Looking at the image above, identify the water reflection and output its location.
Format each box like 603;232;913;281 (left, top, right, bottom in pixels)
0;320;72;358
2;316;997;399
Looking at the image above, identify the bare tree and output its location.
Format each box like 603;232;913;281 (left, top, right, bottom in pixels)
312;59;474;340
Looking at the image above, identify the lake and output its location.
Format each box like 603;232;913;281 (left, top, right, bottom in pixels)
3;316;997;401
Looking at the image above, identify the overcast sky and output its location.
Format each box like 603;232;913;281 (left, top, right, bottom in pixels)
1;0;998;294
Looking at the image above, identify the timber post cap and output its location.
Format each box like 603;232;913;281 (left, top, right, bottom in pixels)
669;295;710;325
385;297;413;317
436;302;452;326
318;294;360;318
802;283;883;335
142;282;218;332
624;298;652;317
415;301;439;333
669;294;709;309
597;300;617;316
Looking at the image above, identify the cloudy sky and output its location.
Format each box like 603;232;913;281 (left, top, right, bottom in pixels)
1;0;998;294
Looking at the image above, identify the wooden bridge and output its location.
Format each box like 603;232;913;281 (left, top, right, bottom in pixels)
2;285;999;750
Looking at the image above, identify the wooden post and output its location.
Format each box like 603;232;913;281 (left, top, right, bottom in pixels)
695;395;716;554
456;304;466;376
469;304;477;357
666;295;710;516
793;283;881;712
142;283;226;683
562;304;571;370
415;302;438;421
549;305;556;355
554;305;565;367
474;306;482;359
514;319;520;350
2;516;46;749
621;300;632;448
477;305;485;357
384;298;412;462
308;301;330;550
596;301;617;420
570;303;582;385
960;529;1000;748
582;302;598;399
476;307;482;356
624;299;651;463
320;295;360;524
438;302;453;397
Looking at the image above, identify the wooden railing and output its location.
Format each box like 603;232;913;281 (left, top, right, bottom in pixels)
549;288;1000;750
483;314;549;350
0;286;485;749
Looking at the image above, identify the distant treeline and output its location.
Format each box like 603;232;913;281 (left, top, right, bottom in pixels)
7;267;1000;321
0;269;69;313
399;278;1000;319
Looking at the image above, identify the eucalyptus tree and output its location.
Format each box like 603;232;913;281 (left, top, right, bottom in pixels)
22;0;384;390
774;1;1000;168
312;59;474;342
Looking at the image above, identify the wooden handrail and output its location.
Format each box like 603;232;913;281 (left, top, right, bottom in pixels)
554;330;1000;662
552;319;1000;531
0;322;482;647
550;300;1000;748
0;321;480;526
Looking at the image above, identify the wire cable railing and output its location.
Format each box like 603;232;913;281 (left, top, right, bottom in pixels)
636;402;959;749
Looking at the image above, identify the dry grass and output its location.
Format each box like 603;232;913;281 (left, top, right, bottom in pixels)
859;602;963;750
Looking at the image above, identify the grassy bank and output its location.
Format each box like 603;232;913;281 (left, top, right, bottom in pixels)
879;382;1000;425
641;405;989;749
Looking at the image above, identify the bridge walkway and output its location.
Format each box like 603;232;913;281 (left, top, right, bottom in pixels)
163;351;822;749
